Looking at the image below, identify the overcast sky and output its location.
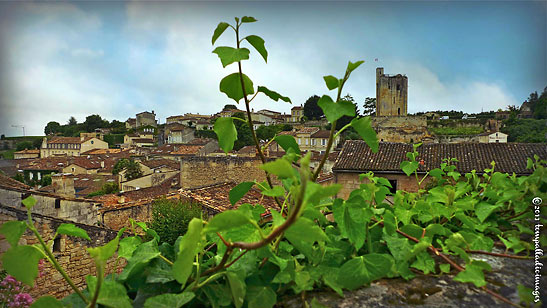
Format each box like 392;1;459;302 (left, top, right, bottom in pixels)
0;1;545;137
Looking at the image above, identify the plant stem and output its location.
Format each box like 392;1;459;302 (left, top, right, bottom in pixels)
159;254;174;266
195;272;225;289
87;264;103;308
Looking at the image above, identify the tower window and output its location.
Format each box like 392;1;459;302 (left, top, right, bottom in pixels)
398;108;401;115
55;198;61;209
397;84;400;91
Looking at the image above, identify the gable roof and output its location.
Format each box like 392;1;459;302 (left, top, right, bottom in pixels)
333;141;546;175
140;159;180;170
0;173;31;190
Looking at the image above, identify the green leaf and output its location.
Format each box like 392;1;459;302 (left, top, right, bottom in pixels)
440;264;451;273
204;211;252;234
247;286;276;308
337;254;394;290
219;72;255;102
383;211;397;235
0;220;27;247
241;16;257;23
229;182;255;205
411;251;436;274
384;234;412;262
262;186;285;197
212;22;230;45
118;240;161;281
350;117;379;153
400;161;419;176
119;236;143;259
517;284;535;305
86;276;133;308
173;218;202;287
30;296;66;308
257;86;291;103
56;223;90;241
317;95;356;123
429;168;444;179
323;75;339;90
260;158;295;179
2;245;42;286
226;272;246;308
453;262;487;287
87;228;124;263
526;158;534;169
22;196;36;209
346;60;365;74
144;292;195;308
273;135;300;154
214;117;238;153
475;202;501;223
245;35;267;62
213;47;250;68
285;217;328;244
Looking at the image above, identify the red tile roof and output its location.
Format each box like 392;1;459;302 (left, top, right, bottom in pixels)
48;137;92;144
0;173;31;190
14;149;40;154
311;130;332;138
179;182;279;215
296;127;320;135
333;141;547;175
140;159;180;170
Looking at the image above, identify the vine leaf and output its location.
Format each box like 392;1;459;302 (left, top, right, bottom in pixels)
2;245;42;286
212;22;230;45
22;196;36;209
346;60;364;75
246;286;276;308
400;161;419;176
453;261;490;287
213;47;250;68
29;296;65;308
323;75;339;90
350;117;379;153
273;135;300;154
203;211;251;234
257;86;291;103
118;236;142;260
261;186;285;197
173;218;202;287
285;217;328;244
143;292;195;308
86;276;133;308
229;182;255;205
241;16;257;23
244;35;267;63
57;223;90;241
475;202;501;223
118;240;161;281
317;95;355;123
219;73;255;102
214;117;238;153
226;272;246;308
87;228;124;264
260;158;295;179
0;220;27;247
336;254;394;290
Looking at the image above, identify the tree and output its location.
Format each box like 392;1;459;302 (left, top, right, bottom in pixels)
67;117;78;126
44;121;62;135
148;198;203;245
362;97;376;116
335;94;359;130
533;86;547;119
303;95;322;120
233;112;254;150
112;158;143;180
83;114;108;132
16;141;33;151
224;104;238;110
1;134;5;140
40;174;52;187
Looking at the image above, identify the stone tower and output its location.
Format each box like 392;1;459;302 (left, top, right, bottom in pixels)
376;67;408;116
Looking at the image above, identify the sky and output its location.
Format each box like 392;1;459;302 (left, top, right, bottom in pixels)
0;1;545;137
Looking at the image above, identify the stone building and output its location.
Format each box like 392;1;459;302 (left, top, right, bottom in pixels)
136;111;158;128
376;67;408;117
40;136;108;158
332;140;546;199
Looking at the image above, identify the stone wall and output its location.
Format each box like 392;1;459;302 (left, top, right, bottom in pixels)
334;172;431;199
0;186;99;225
180;156;268;189
121;171;178;191
100;202;155;230
371;116;429;143
0;205;125;299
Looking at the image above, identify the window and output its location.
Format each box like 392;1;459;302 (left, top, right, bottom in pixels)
321;139;326;146
55;198;61;209
91;140;94;144
388;179;397;194
312;139;316;145
53;238;61;253
305;139;308;145
298;138;301;145
397;84;400;91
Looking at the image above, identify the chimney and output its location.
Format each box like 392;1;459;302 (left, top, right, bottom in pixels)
118;195;125;204
100;161;105;168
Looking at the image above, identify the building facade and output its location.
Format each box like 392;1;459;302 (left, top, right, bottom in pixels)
40;137;108;158
376;67;408;116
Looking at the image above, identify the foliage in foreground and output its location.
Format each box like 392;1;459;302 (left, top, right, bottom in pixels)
148;199;203;246
0;16;546;308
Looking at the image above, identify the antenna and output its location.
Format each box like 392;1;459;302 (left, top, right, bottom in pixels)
11;125;25;137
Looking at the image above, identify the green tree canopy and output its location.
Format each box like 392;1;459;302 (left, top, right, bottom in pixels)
224;104;238;110
84;114;109;132
112;159;143;180
148;199;203;245
233;112;254;150
44;121;62;135
67;116;78;126
303;95;323;120
16;141;34;151
362;97;376;116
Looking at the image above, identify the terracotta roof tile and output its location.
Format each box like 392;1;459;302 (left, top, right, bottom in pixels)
311;130;331;138
14;149;40;154
296;127;320;135
333;141;547;175
0;173;31;190
140;159;180;170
